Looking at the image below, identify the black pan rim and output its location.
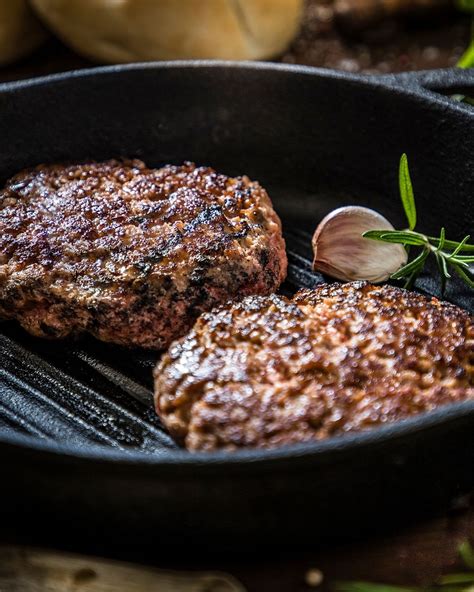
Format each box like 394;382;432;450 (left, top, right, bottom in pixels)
2;400;474;470
0;61;472;468
0;60;472;117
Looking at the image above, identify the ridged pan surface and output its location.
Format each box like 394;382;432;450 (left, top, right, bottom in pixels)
0;63;472;547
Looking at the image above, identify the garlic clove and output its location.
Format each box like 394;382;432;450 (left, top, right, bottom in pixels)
312;206;408;283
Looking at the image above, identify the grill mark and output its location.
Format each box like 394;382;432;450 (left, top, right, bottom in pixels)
183;203;223;233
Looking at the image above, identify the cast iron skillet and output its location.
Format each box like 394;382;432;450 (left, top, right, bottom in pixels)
0;62;473;551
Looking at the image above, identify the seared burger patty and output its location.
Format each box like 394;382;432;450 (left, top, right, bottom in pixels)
155;282;474;451
0;160;287;348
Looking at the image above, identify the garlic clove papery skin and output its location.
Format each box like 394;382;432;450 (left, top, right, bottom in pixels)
312;206;408;283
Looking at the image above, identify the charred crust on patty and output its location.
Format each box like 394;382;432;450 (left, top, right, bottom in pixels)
154;282;474;451
0;159;287;349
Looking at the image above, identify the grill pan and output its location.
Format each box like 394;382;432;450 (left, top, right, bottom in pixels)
0;62;473;551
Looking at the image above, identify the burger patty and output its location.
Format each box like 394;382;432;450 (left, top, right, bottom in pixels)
154;282;474;451
0;159;287;349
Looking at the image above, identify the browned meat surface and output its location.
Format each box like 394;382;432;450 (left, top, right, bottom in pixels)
0;160;287;349
155;282;474;451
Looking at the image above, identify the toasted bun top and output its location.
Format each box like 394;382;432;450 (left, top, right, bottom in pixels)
31;0;303;62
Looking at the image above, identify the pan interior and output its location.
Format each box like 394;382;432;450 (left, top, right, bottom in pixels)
0;64;472;457
1;182;471;455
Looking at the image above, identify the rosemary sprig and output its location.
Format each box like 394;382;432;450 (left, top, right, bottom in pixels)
363;154;474;293
336;540;474;592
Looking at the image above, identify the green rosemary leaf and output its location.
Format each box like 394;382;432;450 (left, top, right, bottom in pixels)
451;262;474;288
404;268;421;290
363;230;426;246
362;230;392;239
435;253;449;294
453;259;471;269
439;254;451;278
399;154;417;230
437;227;446;251
391;249;429;280
378;232;425;245
439;573;474;585
457;15;474;68
449;235;472;258
458;43;474;69
459;541;474;569
429;237;474;252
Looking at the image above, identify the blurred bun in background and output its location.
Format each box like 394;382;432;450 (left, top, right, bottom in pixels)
0;0;47;65
30;0;303;62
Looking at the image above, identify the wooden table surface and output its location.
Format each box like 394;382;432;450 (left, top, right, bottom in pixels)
1;40;473;592
4;497;474;591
